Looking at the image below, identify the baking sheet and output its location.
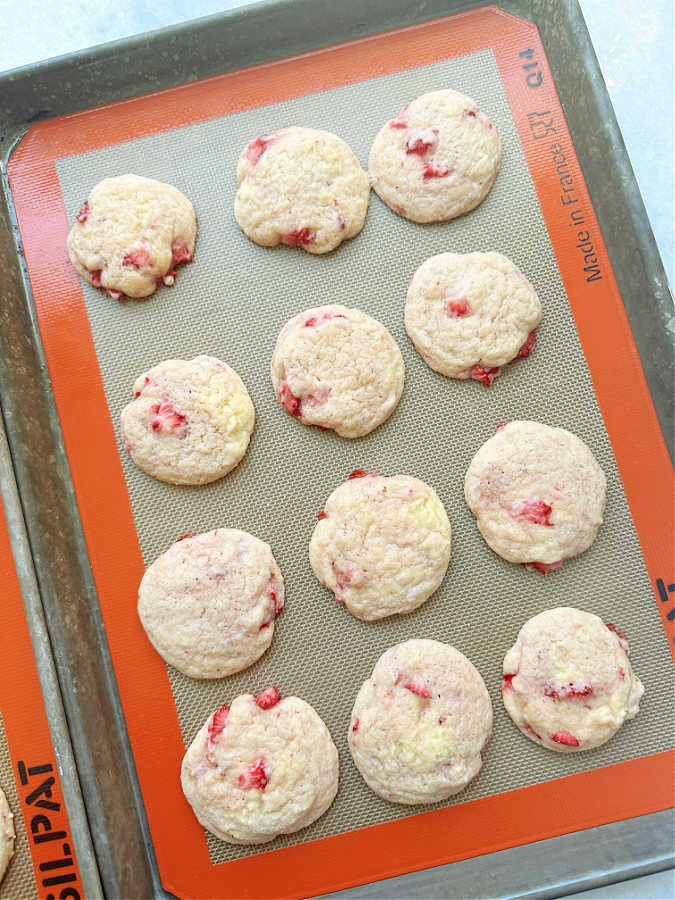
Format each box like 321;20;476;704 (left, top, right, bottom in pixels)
0;718;36;900
54;45;674;867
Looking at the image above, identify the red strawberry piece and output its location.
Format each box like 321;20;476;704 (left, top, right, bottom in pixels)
317;510;328;520
524;560;563;574
270;577;283;618
89;269;102;287
351;718;359;733
405;129;438;156
76;200;90;223
123;246;155;270
502;673;516;693
304;312;344;327
470;364;501;387
438;716;446;724
403;676;431;699
245;133;275;165
511;499;554;527
523;722;542;740
606;622;630;654
279;382;302;417
170;240;194;266
495;421;511;431
135;376;152;398
618;667;625;679
238;759;269;792
281;227;313;247
207;704;229;750
551;730;579;747
422;162;450;182
464;109;477;119
255;686;281;709
150;400;188;436
177;531;196;542
445;298;471;317
513;330;537;361
349;469;373;479
545;684;594;702
389;104;409;129
606;623;627;641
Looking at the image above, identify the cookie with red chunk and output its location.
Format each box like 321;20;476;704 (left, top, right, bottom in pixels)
120;355;254;485
0;786;14;884
464;421;606;571
502;607;643;752
309;473;451;621
67;174;196;299
181;692;338;844
369;90;501;223
138;529;283;679
271;305;404;437
348;640;492;804
235;126;369;254
405;252;541;383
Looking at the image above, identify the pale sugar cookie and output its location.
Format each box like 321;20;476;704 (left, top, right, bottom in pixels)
181;689;338;844
67;174;196;299
348;639;492;804
464;421;606;573
405;251;541;386
0;787;14;883
138;529;284;679
271;305;404;437
234;127;370;254
502;607;643;751
369;90;501;223
309;471;451;621
120;355;254;485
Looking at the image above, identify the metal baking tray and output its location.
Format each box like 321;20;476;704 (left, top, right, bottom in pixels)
0;1;673;898
0;422;101;898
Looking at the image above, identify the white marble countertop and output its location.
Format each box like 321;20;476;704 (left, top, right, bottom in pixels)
0;1;671;898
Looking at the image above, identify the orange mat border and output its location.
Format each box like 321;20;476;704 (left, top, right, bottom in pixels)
7;6;674;898
0;504;84;897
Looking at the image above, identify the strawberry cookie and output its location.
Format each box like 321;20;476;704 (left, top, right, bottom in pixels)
0;787;14;883
67;174;196;299
181;689;338;843
309;471;451;621
464;421;606;573
369;90;501;223
502;608;643;751
405;252;541;385
234;127;370;254
120;355;254;485
271;305;404;437
138;529;283;679
348;640;492;804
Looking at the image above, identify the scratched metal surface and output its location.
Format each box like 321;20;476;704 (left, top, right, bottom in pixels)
54;46;674;867
0;716;37;900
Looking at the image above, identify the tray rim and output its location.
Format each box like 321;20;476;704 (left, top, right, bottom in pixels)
0;0;672;897
0;421;103;899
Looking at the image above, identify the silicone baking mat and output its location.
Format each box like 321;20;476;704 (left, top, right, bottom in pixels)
0;500;84;898
7;6;674;898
